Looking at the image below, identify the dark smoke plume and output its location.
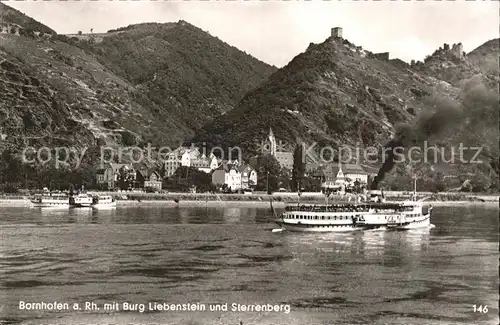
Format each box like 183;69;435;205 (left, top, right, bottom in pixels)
370;96;462;190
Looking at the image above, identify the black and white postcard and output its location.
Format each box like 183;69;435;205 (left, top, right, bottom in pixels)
0;1;498;324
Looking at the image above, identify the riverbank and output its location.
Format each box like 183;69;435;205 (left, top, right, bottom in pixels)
107;192;500;203
1;192;498;208
115;199;498;208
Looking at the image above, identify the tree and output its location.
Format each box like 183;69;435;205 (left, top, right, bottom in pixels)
291;143;305;192
25;29;36;38
301;176;321;192
0;150;22;184
221;184;230;193
120;131;137;146
278;167;291;191
171;166;215;193
469;172;492;193
117;166;135;190
255;154;280;194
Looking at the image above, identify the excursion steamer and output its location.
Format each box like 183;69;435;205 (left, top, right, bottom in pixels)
272;192;432;232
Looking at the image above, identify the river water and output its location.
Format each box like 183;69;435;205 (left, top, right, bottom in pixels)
0;204;498;325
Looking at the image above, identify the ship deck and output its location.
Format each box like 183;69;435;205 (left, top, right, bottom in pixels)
284;202;416;213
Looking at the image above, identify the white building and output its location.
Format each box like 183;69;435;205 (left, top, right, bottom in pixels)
212;164;241;191
164;147;218;177
212;163;257;191
239;164;258;188
315;163;371;190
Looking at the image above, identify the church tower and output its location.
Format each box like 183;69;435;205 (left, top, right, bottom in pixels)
268;128;277;156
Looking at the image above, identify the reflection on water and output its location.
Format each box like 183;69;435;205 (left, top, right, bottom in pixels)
0;205;498;325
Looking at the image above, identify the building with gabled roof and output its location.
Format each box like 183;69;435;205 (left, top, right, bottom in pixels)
135;167;162;191
314;163;372;189
212;163;241;191
211;162;257;191
238;164;258;189
266;128;294;170
164;146;218;177
96;163;134;190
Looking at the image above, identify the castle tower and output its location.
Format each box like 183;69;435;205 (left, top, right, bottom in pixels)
451;43;464;58
331;27;343;39
268;128;277;156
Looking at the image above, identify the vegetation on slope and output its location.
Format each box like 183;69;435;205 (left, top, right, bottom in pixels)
0;2;56;35
193;37;499;192
193;37;450;156
70;21;276;131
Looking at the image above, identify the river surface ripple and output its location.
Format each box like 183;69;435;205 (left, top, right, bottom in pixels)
0;205;498;325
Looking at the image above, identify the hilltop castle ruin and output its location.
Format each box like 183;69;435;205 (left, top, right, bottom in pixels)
422;42;466;64
331;27;343;39
326;27;468;66
328;27;390;61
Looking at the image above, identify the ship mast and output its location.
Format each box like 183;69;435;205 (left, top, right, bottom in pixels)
297;181;300;206
413;174;417;201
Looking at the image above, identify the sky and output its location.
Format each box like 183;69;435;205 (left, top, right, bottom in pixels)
4;1;499;67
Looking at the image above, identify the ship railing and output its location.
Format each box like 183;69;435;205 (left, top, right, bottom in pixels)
284;205;370;213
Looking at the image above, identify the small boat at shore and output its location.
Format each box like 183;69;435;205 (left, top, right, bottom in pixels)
30;194;70;208
91;195;116;209
69;193;93;208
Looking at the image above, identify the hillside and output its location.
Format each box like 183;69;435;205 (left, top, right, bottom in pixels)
73;21;276;131
193;35;459;153
0;2;55;35
0;3;276;155
467;38;499;76
192;33;499;191
416;40;499;88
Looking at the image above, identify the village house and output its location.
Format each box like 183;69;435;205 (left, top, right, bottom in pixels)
314;163;373;191
135;168;162;191
164;147;219;177
212;163;241;191
238;164;258;189
212;162;257;191
96;163;134;190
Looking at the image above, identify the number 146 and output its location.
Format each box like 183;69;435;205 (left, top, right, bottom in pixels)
473;305;488;313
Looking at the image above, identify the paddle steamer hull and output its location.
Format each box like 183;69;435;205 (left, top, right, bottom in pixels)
274;200;432;232
92;202;116;209
91;196;116;209
31;201;70;208
30;196;70;208
386;214;431;230
275;219;359;232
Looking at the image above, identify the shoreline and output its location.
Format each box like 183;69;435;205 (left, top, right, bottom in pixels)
1;192;498;208
1;198;497;208
116;200;498;207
